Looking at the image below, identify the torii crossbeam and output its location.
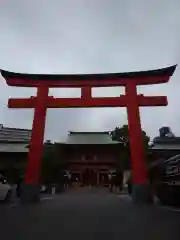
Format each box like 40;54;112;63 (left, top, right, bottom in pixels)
0;65;176;204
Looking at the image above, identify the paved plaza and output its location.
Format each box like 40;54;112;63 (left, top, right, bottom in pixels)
0;190;180;240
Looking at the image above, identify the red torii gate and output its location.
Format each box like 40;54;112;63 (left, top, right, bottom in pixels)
0;65;176;204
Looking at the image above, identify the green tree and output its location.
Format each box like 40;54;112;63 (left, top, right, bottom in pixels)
111;124;150;170
41;141;66;184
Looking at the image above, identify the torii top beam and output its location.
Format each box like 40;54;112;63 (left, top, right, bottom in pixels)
0;65;176;88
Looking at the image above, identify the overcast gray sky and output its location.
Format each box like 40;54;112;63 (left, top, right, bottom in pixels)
0;0;179;142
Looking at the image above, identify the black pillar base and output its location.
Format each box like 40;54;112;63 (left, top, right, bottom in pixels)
21;184;40;204
132;184;153;205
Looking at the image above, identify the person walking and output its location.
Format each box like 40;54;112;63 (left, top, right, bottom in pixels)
16;176;24;198
108;172;112;192
68;172;72;188
108;172;116;192
63;171;71;190
115;170;123;194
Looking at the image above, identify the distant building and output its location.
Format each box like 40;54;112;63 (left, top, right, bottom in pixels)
2;123;179;184
55;131;123;186
0;124;31;181
149;127;180;161
0;124;31;143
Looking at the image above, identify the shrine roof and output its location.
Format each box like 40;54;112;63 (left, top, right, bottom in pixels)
0;124;31;143
153;136;180;144
151;136;180;150
150;144;180;150
65;131;122;145
0;65;176;86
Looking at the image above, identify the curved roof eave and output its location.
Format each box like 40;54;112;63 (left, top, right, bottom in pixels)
0;65;177;81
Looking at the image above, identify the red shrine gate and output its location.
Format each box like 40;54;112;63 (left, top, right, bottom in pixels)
0;65;176;203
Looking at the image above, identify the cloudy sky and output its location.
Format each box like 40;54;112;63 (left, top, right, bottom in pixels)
0;0;179;142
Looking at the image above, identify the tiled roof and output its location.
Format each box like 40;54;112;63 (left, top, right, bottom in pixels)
0;124;31;143
0;143;29;153
151;144;180;150
153;136;180;144
151;136;180;150
65;131;122;145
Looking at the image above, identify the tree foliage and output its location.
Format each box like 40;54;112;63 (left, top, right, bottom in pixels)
41;141;66;184
111;124;150;170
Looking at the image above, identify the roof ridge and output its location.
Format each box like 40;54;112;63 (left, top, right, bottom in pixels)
0;124;31;132
69;131;110;135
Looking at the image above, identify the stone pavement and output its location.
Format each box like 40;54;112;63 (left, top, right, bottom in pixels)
0;191;180;240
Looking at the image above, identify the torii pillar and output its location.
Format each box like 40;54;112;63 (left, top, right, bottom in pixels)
0;65;176;204
126;81;150;202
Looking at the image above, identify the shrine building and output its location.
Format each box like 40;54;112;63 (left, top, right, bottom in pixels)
0;124;31;181
56;131;123;186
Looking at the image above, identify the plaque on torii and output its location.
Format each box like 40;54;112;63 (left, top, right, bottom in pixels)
0;65;176;203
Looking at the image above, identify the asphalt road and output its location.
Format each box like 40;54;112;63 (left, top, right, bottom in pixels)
0;191;180;240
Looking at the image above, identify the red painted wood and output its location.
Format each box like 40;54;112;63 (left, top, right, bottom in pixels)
81;87;92;98
3;68;174;186
126;81;148;184
137;95;168;106
8;95;167;108
5;75;170;87
24;86;48;184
